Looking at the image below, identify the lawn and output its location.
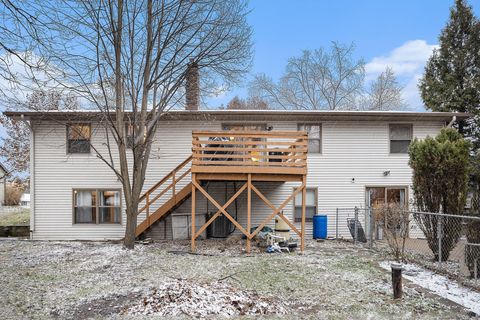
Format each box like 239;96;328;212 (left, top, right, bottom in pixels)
0;239;474;319
0;209;29;226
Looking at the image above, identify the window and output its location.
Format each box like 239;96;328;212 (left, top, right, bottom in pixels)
298;124;321;153
73;189;121;224
67;123;91;153
293;188;317;222
74;190;96;223
367;187;407;209
389;124;412;154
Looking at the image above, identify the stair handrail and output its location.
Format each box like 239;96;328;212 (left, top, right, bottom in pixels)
138;155;193;218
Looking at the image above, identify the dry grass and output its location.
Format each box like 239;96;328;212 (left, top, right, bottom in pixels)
0;239;473;319
0;209;29;226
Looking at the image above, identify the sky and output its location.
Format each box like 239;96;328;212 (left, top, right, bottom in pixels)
207;0;480;110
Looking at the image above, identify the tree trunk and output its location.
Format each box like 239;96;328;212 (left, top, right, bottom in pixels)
124;202;138;249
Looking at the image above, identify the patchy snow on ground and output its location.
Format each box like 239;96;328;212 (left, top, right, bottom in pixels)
0;239;476;319
379;261;480;316
123;279;288;317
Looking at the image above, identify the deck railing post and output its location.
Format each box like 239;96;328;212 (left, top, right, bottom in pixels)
301;177;306;253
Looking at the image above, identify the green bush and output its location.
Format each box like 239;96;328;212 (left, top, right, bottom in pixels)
409;128;471;261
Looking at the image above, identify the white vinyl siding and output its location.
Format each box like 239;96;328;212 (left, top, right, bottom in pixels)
32;118;443;240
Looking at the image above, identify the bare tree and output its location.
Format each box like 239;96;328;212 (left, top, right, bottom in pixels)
1;0;252;248
376;204;410;261
226;95;269;110
249;42;365;110
362;67;405;111
0;89;77;177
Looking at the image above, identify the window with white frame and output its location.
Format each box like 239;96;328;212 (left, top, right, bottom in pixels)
298;124;321;153
389;124;413;154
73;189;121;224
294;188;317;222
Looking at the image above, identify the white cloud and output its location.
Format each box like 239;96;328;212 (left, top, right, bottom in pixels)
365;40;438;110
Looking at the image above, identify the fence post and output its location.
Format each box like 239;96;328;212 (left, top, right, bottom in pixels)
475;258;478;281
437;215;443;264
336;208;339;240
354;206;359;245
369;207;374;248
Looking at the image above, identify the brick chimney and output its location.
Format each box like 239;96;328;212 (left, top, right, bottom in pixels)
185;60;199;111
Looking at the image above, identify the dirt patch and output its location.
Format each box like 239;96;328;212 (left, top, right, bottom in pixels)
56;292;143;319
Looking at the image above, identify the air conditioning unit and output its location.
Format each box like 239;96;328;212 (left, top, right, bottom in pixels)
207;213;232;238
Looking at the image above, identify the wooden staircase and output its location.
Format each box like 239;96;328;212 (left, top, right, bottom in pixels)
135;156;193;237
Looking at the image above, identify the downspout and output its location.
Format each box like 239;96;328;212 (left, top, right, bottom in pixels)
447;116;457;128
29;118;35;238
18;114;35;238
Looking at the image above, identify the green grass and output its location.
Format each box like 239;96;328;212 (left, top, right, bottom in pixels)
0;209;30;226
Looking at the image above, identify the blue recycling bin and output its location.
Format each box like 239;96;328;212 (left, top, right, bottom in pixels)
313;214;328;239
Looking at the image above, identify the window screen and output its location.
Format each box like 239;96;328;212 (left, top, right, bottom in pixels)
298;124;321;153
67;123;91;153
389;124;412;154
74;190;96;223
98;191;121;223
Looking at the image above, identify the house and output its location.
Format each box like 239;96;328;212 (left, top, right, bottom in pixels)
0;163;7;206
20;193;30;208
4;107;468;252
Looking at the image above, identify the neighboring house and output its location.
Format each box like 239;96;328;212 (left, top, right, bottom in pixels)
4;109;468;246
20;193;30;208
0;163;7;206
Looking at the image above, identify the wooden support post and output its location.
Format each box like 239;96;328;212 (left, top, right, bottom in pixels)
247;174;252;254
301;176;306;253
191;174;196;252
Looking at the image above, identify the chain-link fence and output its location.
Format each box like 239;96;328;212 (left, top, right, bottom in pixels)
334;207;374;246
403;212;480;283
343;206;480;289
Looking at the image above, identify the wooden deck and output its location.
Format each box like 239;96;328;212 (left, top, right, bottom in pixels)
136;130;309;254
191;130;308;181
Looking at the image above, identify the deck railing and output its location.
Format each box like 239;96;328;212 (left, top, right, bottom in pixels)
191;130;308;174
137;155;192;225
